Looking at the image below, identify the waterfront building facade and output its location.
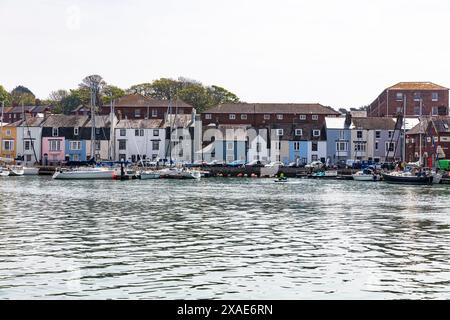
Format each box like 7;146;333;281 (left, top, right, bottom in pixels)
325;115;402;165
115;119;166;163
0;124;17;161
367;82;449;117
405;117;450;166
13;116;45;166
41;115;89;164
100;94;194;120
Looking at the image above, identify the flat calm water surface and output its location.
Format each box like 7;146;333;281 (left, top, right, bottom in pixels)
1;176;450;299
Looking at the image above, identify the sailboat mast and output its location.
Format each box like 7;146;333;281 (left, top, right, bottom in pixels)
402;95;406;162
90;89;96;161
0;100;4;156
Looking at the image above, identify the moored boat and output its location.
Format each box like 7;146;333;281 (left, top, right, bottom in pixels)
381;171;434;185
352;168;380;181
139;170;161;180
23;167;39;175
158;167;201;180
52;167;115;180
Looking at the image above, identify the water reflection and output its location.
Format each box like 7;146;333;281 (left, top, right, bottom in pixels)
1;177;450;299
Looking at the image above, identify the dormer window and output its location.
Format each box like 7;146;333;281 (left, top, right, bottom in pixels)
74;127;79;135
205;114;212;120
312;115;318;120
277;114;283;120
300;115;306;120
264;114;270;120
52;127;58;137
229;114;236;120
152;109;158;117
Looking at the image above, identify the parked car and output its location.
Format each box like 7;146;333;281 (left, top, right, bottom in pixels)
227;160;246;167
265;161;285;167
245;160;268;167
206;160;224;166
305;161;324;169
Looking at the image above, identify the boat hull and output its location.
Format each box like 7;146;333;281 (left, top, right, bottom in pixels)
139;172;161;180
53;170;114;180
352;174;379;181
23;167;39;175
381;173;433;185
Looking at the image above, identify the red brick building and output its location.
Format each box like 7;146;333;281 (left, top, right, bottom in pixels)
201;103;340;127
100;94;194;120
405;117;450;166
367;82;449;117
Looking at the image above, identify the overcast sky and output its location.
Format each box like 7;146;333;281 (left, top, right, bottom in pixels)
1;0;450;109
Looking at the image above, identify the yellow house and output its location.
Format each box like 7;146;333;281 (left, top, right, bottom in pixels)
0;125;17;162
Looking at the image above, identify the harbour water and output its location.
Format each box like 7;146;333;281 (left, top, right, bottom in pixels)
1;177;450;299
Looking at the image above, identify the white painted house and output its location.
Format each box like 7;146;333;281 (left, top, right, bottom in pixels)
115;119;166;163
13;116;45;166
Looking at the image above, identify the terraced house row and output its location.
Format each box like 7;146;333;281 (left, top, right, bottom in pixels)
1;82;449;167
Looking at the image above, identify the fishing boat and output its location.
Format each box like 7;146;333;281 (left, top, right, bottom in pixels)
352;168;380;181
52;167;115;180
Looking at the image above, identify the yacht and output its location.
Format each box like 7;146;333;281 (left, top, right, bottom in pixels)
52;167;115;180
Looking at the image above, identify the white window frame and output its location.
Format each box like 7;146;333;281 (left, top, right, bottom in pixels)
293;142;300;151
299;115;306;120
313;130;321;137
24;140;31;151
295;129;303;136
70;141;81;151
312;115;318;120
396;92;403;101
52;127;58;137
277;114;283;120
432;92;439;101
205;114;212;120
74;127;79;135
264;114;270;120
356;130;363;139
152;140;159;151
49;139;61;151
152;109;158;117
134;109;141;118
3;140;14;151
276;129;284;136
375;131;381;139
153;129;159;136
229;114;236;120
241;114;247;120
336;141;348;152
120;129;126;136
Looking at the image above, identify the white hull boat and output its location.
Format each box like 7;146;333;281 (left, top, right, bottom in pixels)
139;171;161;180
53;168;115;180
23;167;39;175
352;169;380;181
0;166;25;177
159;168;201;180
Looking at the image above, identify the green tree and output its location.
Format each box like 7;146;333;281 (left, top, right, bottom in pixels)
102;85;125;104
58;88;91;114
127;83;153;96
11;85;36;106
150;78;182;100
0;85;12;107
206;85;239;106
178;84;211;113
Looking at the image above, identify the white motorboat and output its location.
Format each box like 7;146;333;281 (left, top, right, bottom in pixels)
352;168;380;181
0;166;25;176
23;167;39;175
52;167;115;180
139;170;161;180
158;167;201;180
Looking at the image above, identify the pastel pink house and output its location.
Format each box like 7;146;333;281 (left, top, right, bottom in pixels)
42;137;65;164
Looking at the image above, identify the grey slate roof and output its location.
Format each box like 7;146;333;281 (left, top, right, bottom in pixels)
205;103;340;115
351;117;397;130
115;119;163;129
42;115;90;128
